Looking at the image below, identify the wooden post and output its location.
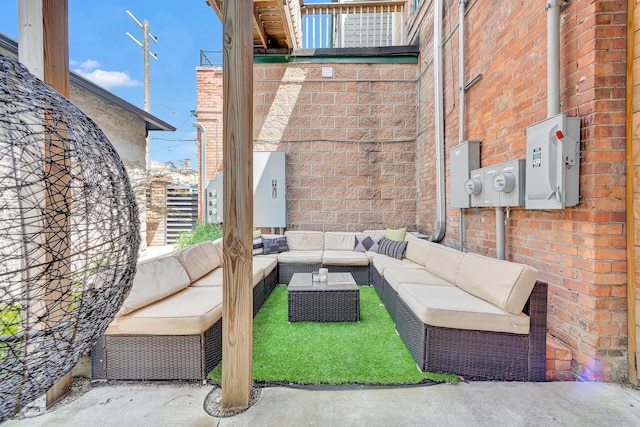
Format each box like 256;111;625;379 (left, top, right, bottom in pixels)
18;0;72;407
221;0;254;410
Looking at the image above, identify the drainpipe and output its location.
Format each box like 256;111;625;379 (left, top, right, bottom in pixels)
458;0;467;251
546;1;561;117
192;122;207;224
429;0;446;243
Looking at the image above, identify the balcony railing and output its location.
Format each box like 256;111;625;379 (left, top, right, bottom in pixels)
200;50;222;67
301;1;406;49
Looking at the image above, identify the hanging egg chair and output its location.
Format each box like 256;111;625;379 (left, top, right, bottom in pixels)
0;55;139;421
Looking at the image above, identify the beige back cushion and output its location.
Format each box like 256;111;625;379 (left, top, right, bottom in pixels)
324;232;356;251
363;229;386;238
119;256;191;315
422;243;464;284
284;231;325;250
404;237;431;267
212;238;224;265
177;241;222;282
455;253;539;314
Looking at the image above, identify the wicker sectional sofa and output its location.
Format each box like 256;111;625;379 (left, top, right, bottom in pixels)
91;240;277;381
93;229;546;382
271;230;547;381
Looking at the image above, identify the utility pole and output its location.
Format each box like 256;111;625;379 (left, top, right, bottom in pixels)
126;10;157;168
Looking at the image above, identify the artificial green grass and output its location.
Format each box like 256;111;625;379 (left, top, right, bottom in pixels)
209;285;457;385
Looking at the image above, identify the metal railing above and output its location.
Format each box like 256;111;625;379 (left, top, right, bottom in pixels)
301;1;406;49
200;50;222;67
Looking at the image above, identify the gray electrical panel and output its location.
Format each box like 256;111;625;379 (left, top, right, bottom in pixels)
494;159;526;207
449;140;481;208
206;151;287;227
254;151;287;227
467;168;484;208
525;113;581;209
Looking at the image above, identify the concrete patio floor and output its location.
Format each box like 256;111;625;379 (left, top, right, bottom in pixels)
4;380;640;426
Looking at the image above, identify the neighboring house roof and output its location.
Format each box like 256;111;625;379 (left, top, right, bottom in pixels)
0;32;176;132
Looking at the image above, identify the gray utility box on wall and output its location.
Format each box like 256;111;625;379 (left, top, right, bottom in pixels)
466;159;525;208
206;151;287;227
450;140;481;208
525;113;581;209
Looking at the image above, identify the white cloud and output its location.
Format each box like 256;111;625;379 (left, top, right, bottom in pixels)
74;68;140;89
78;59;101;71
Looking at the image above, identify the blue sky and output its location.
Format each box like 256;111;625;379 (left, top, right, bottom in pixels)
0;1;223;168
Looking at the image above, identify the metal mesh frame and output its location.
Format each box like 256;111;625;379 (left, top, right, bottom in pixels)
1;56;139;420
395;281;548;381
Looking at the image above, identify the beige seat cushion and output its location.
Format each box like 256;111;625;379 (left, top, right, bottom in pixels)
371;254;423;275
284;231;324;250
253;255;278;277
398;284;530;334
107;287;223;335
277;250;323;264
456;253;539;314
322;250;369;266
176;241;221;282
384;267;453;292
422;242;464;284
119;256;191;315
324;232;357;251
191;265;263;287
191;268;223;286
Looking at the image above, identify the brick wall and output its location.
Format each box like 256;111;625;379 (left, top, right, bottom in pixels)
198;61;418;232
411;1;628;380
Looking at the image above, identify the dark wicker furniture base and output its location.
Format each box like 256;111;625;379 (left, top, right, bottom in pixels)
326;264;369;285
288;273;360;322
253;279;265;316
264;266;278;296
91;319;222;381
395;280;548;381
371;266;384;299
279;262;323;284
381;279;400;322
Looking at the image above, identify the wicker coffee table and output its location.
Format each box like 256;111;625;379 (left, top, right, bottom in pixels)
288;272;360;322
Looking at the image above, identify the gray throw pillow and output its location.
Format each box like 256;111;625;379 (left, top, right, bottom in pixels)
262;236;289;255
354;234;382;252
378;237;407;260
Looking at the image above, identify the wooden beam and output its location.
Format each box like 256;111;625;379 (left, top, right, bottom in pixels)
253;5;269;48
221;0;254;411
18;0;73;407
275;0;295;49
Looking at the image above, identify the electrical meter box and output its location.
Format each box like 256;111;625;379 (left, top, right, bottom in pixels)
525;113;581;209
205;151;287;227
482;165;501;207
450;140;481;208
494;159;525;207
206;172;223;224
466;168;484;208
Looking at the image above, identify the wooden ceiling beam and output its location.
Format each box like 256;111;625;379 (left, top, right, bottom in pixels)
253;5;269;48
275;0;294;49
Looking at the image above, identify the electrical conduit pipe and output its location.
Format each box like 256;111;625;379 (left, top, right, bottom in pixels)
429;0;446;242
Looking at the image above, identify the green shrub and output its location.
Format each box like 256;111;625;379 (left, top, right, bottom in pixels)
174;223;222;249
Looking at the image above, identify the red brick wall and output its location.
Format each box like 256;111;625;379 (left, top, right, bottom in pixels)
411;1;628;380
